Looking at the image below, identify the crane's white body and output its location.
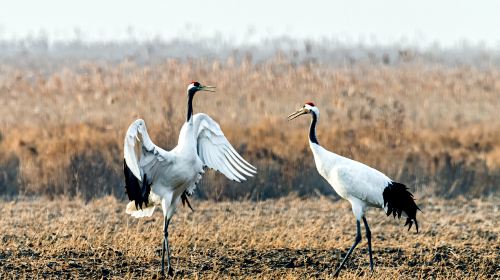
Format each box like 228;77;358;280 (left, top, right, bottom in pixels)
309;142;391;220
289;103;419;276
124;113;256;220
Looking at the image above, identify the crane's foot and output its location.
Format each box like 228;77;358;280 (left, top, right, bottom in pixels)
160;266;174;278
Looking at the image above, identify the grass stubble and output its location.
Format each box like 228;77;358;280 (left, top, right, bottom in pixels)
0;196;498;279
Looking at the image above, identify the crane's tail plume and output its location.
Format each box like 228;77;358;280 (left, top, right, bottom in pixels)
383;182;420;233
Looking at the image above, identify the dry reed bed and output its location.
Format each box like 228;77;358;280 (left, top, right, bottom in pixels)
0;60;499;198
0;196;498;279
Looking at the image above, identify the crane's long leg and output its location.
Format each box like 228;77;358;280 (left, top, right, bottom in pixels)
333;220;362;277
161;217;173;277
362;217;374;272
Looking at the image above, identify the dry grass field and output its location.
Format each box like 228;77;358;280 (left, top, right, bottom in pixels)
0;51;499;199
0;42;499;279
0;196;498;279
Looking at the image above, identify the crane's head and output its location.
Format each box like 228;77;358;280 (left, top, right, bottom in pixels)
287;102;319;120
187;81;216;95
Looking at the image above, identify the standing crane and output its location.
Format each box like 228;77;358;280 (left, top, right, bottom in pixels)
123;81;256;276
288;102;420;277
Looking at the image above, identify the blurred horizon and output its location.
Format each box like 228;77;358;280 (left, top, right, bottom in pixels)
1;35;500;73
1;0;500;48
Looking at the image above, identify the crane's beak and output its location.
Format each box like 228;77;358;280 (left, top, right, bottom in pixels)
199;85;216;92
287;108;309;120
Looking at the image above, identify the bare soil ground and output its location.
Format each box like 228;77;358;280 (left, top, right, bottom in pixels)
0;196;498;279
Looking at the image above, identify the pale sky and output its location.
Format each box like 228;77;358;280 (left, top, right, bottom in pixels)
1;0;499;47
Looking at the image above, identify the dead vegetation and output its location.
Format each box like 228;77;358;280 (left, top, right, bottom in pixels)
0;57;499;199
0;196;498;279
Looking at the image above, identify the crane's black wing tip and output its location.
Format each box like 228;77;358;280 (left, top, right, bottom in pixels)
123;160;150;209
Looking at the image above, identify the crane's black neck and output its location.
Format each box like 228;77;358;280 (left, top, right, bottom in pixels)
187;92;195;122
309;111;319;144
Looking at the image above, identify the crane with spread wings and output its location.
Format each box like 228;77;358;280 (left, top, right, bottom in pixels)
123;81;256;276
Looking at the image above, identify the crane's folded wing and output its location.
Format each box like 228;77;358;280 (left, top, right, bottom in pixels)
333;162;391;206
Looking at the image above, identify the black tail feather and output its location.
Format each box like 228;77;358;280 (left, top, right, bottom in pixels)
383;182;420;233
123;159;151;210
181;191;194;212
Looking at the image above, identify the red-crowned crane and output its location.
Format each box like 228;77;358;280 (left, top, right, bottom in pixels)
288;102;420;277
123;81;256;276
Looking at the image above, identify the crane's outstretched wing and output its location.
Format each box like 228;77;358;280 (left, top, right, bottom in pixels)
192;113;257;182
123;119;173;215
